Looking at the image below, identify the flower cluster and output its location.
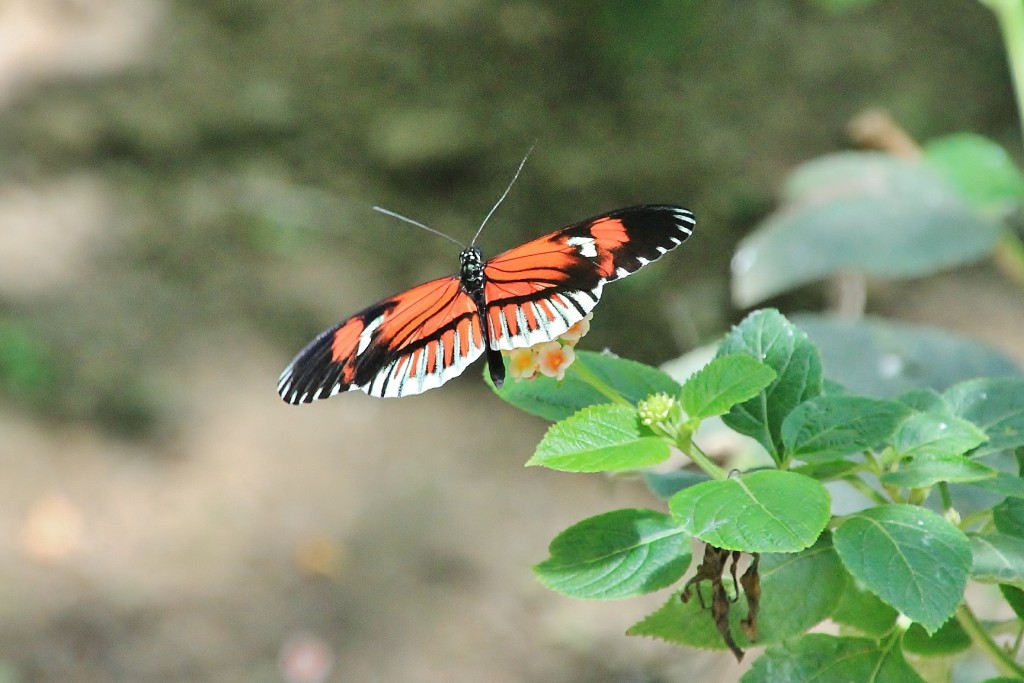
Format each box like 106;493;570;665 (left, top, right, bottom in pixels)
504;313;593;382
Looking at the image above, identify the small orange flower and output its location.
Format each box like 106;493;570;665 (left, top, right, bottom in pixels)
536;341;576;381
507;347;538;381
559;313;593;345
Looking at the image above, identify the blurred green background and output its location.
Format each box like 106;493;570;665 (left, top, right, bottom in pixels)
0;1;1019;682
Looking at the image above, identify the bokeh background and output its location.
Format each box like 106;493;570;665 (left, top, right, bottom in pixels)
0;1;1020;682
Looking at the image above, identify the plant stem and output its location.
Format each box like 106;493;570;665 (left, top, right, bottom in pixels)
957;602;1024;679
686;440;728;481
982;0;1024;144
568;360;632;407
841;476;891;506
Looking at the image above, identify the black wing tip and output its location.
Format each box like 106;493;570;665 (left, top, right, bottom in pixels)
611;204;695;230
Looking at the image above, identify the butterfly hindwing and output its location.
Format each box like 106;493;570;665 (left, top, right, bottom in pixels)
482;205;695;350
278;276;486;402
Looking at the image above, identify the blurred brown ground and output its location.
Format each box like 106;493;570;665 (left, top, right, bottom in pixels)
0;2;1020;683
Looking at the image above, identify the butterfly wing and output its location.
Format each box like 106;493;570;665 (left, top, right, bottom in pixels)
483;205;695;350
278;275;486;402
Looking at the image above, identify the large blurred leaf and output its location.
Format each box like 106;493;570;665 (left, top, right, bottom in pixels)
732;152;1004;306
924;133;1024;211
793;314;1021;398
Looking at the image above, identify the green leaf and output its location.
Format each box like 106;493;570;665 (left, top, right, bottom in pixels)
781;395;911;463
528;404;669;472
925;133;1024;209
628;536;846;648
896;388;948;413
642;470;711;500
669;470;830;553
718;309;823;461
832;582;898;637
534;509;691;599
791;460;862;482
969;533;1024;589
680;354;777;420
1000;585;1024;620
742;634;926;683
833;505;971;633
993;497;1024;538
890;412;987;459
491;350;683;421
902;619;971;656
731;152;1004;307
944;378;1024;457
793;314;1021;398
880;453;997;489
967;470;1024;499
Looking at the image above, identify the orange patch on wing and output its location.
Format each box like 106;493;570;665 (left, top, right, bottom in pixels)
331;318;364;362
522;302;539;331
589;218;627;277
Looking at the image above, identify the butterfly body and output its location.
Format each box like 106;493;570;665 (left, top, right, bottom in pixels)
278;205;695;403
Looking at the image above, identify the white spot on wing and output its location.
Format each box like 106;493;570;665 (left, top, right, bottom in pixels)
357;315;386;355
567;235;598;258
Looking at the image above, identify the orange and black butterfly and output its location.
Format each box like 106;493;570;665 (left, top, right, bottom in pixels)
277;201;695;403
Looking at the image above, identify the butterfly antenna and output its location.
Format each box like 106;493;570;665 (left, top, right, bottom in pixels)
470;143;535;246
372;206;466;249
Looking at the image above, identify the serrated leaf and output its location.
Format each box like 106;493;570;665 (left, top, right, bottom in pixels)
718;309;823;462
627;536;846;649
832;582;898;637
741;634;926;683
833;505;971;633
890;412;987;459
491;350;683;421
969;533;1024;589
793;314;1021;398
669;470;830;553
881;453;997;488
944;378;1024;457
782;395;910;463
731;152;1004;306
925;133;1024;209
993;497;1024;538
902;619;971;657
680;354;776;420
534;509;690;599
528;404;669;472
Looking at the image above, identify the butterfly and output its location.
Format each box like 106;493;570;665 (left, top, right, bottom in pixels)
277;202;695;403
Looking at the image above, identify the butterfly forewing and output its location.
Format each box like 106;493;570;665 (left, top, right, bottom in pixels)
278;276;485;402
482;205;695;350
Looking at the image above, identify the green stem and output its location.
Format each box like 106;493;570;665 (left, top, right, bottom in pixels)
957;602;1024;679
982;0;1024;144
938;482;953;511
568;360;631;407
686;440;728;481
841;476;891;506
